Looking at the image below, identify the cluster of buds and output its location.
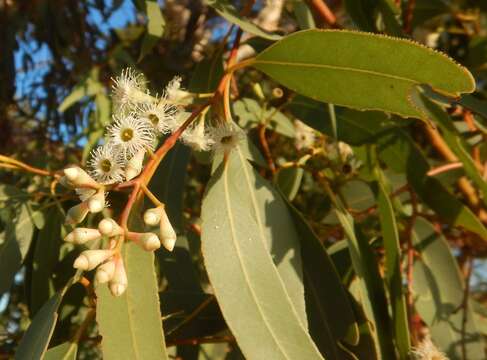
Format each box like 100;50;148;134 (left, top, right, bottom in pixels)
60;166;107;225
63;206;177;296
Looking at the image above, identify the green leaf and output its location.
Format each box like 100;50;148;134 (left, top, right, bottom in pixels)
292;0;315;30
375;170;410;358
58;68;102;112
412;217;484;359
138;0;165;61
410;90;487;207
201;149;323;359
233;98;295;138
96;240;167;360
276;167;304;201
288;204;359;357
206;0;282;41
30;208;63;315
377;129;487;241
0;186;37;295
43;342;77;360
253;30;474;118
340;180;375;212
15;292;64;360
327;186;395;359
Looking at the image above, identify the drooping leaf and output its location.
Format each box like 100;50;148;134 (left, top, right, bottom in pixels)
375;169;411;358
96;240;168;360
328;187;395;359
377;129;487;242
30;208;64;315
0;185;37;295
410;90;487;207
412;217;484;359
288;204;359;358
206;0;282;41
201;149;323;359
138;0;165;61
253;30;474;118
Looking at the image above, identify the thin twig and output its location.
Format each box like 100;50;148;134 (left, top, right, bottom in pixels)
460;256;473;360
306;0;339;28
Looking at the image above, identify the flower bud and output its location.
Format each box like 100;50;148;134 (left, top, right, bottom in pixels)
127;232;161;251
73;249;114;271
64;228;102;244
125;149;145;180
95;260;116;284
143;207;163;226
109;258;127;297
98;218;124;237
64;166;99;188
88;190;105;213
159;209;177;251
65;202;89;225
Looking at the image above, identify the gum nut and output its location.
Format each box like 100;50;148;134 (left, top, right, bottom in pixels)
65;202;89;225
63;167;80;181
73;250;114;271
125;166;139;181
73;255;89;270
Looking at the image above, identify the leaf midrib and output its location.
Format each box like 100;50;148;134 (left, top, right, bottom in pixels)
254;60;423;86
222;158;291;360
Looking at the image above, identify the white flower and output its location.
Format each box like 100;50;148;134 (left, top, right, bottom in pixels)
137;101;177;134
208;122;245;153
165;76;189;103
181;118;214;151
106;114;155;159
88;145;125;184
111;68;151;111
294;120;315;150
125;148;145;181
411;336;448;360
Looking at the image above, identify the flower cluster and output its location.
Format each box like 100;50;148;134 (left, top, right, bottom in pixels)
58;68;245;297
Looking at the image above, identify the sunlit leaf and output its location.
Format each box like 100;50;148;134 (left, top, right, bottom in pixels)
253;30;474;118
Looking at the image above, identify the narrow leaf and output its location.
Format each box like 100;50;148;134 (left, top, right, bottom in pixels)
375;170;411;358
43;342;77;360
201;151;323;359
207;0;282;41
96;241;167;360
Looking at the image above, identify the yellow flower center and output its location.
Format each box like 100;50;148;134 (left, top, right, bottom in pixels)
121;128;134;142
148;113;159;126
221;135;233;144
100;159;112;173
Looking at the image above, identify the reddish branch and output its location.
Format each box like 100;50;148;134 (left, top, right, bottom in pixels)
306;0;339;28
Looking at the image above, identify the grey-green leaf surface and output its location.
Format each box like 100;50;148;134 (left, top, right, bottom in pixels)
201;150;323;360
206;0;282;41
213;145;308;325
276;167;304;201
412;217;484;359
43;342;77;360
96;240;167;360
375;171;410;358
253;30;474;118
58;69;102;112
15;292;64;360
